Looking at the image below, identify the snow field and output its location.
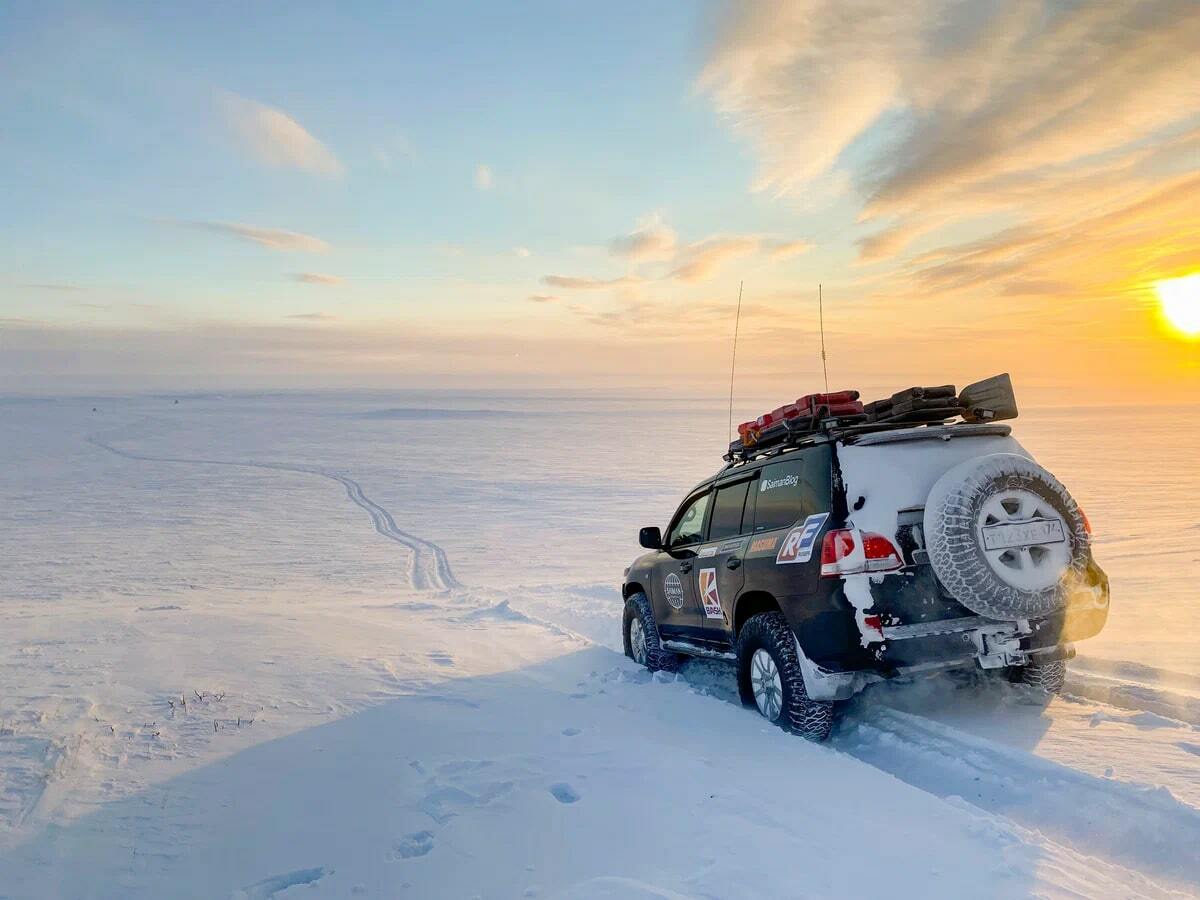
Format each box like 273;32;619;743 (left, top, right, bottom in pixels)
1;394;1198;898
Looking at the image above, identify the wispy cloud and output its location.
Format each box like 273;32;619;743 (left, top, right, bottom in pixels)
514;246;531;258
285;312;336;320
528;294;557;303
670;236;759;282
764;239;812;261
609;215;677;263
475;164;494;190
292;272;344;285
560;296;750;332
220;92;343;176
17;282;86;292
542;274;640;290
184;221;330;253
701;0;1200;283
543;217;808;296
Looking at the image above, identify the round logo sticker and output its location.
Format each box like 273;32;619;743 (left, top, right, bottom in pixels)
663;572;684;609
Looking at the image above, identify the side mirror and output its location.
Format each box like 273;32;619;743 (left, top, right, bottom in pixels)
639;526;663;550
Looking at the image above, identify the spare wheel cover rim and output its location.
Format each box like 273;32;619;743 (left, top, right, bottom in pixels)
976;486;1072;592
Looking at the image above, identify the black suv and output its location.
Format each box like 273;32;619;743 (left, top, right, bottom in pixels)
621;377;1109;740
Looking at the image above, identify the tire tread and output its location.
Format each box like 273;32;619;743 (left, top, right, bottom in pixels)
1019;660;1067;694
623;592;681;672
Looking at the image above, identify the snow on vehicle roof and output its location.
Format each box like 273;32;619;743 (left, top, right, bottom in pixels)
844;422;1012;447
839;432;1030;543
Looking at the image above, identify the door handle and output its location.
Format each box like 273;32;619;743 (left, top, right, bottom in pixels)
679;560;693;574
726;557;742;570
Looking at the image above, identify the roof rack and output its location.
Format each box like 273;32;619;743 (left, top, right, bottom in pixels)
723;373;1017;464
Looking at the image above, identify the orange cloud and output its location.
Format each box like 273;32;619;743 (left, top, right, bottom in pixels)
609;215;678;263
670;236;759;282
185;221;330;253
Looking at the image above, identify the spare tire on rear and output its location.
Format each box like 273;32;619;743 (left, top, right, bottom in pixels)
924;453;1090;621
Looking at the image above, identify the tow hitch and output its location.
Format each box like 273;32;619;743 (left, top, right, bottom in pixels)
969;620;1033;669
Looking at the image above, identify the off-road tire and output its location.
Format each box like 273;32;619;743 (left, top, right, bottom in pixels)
925;453;1090;621
736;611;834;741
1016;659;1067;695
622;592;681;673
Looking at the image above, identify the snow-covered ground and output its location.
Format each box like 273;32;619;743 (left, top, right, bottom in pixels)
1;392;1197;898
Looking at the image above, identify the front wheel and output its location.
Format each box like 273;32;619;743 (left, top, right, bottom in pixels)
736;612;834;741
622;592;681;672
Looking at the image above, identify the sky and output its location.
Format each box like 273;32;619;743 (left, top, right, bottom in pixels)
1;0;1198;400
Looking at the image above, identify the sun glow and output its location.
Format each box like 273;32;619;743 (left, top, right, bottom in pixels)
1155;274;1200;337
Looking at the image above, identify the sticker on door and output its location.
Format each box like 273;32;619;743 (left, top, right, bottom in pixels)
698;568;723;619
664;572;685;609
776;513;829;565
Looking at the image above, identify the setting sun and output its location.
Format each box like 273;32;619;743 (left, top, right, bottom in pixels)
1156;274;1200;337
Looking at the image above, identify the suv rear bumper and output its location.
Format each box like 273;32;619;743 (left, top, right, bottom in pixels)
872;563;1108;673
801;560;1110;684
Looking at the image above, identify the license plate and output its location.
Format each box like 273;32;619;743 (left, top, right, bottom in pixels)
981;518;1066;551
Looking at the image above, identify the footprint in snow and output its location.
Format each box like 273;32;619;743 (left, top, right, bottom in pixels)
231;866;326;899
549;783;580;804
561;727;581;736
420;780;514;823
427;651;454;667
393;830;435;859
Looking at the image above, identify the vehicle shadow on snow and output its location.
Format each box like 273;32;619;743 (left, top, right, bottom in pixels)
0;646;1059;900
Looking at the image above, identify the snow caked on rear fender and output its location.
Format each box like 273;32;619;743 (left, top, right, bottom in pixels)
924;453;1091;621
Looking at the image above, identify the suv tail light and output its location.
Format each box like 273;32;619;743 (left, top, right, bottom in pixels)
820;528;904;577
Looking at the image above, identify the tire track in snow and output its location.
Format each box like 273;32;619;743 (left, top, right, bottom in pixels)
87;434;459;594
322;470;458;593
1066;665;1200;728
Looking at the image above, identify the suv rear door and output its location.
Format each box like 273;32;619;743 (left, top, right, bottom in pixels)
741;445;834;611
650;488;712;636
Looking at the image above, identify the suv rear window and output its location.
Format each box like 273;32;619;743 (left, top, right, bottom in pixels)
753;446;831;532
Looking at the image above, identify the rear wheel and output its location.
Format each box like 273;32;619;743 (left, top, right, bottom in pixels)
622;592;681;672
1016;659;1067;695
736;612;834;741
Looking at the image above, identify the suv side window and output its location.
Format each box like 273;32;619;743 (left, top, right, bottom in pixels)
666;491;711;548
708;479;752;541
752;446;832;532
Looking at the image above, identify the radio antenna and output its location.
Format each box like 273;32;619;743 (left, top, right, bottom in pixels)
818;282;829;392
727;280;744;443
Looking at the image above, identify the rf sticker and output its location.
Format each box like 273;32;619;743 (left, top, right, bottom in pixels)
776;513;830;565
698;568;723;619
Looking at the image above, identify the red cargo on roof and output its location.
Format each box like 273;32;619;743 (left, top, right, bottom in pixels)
737;389;863;447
